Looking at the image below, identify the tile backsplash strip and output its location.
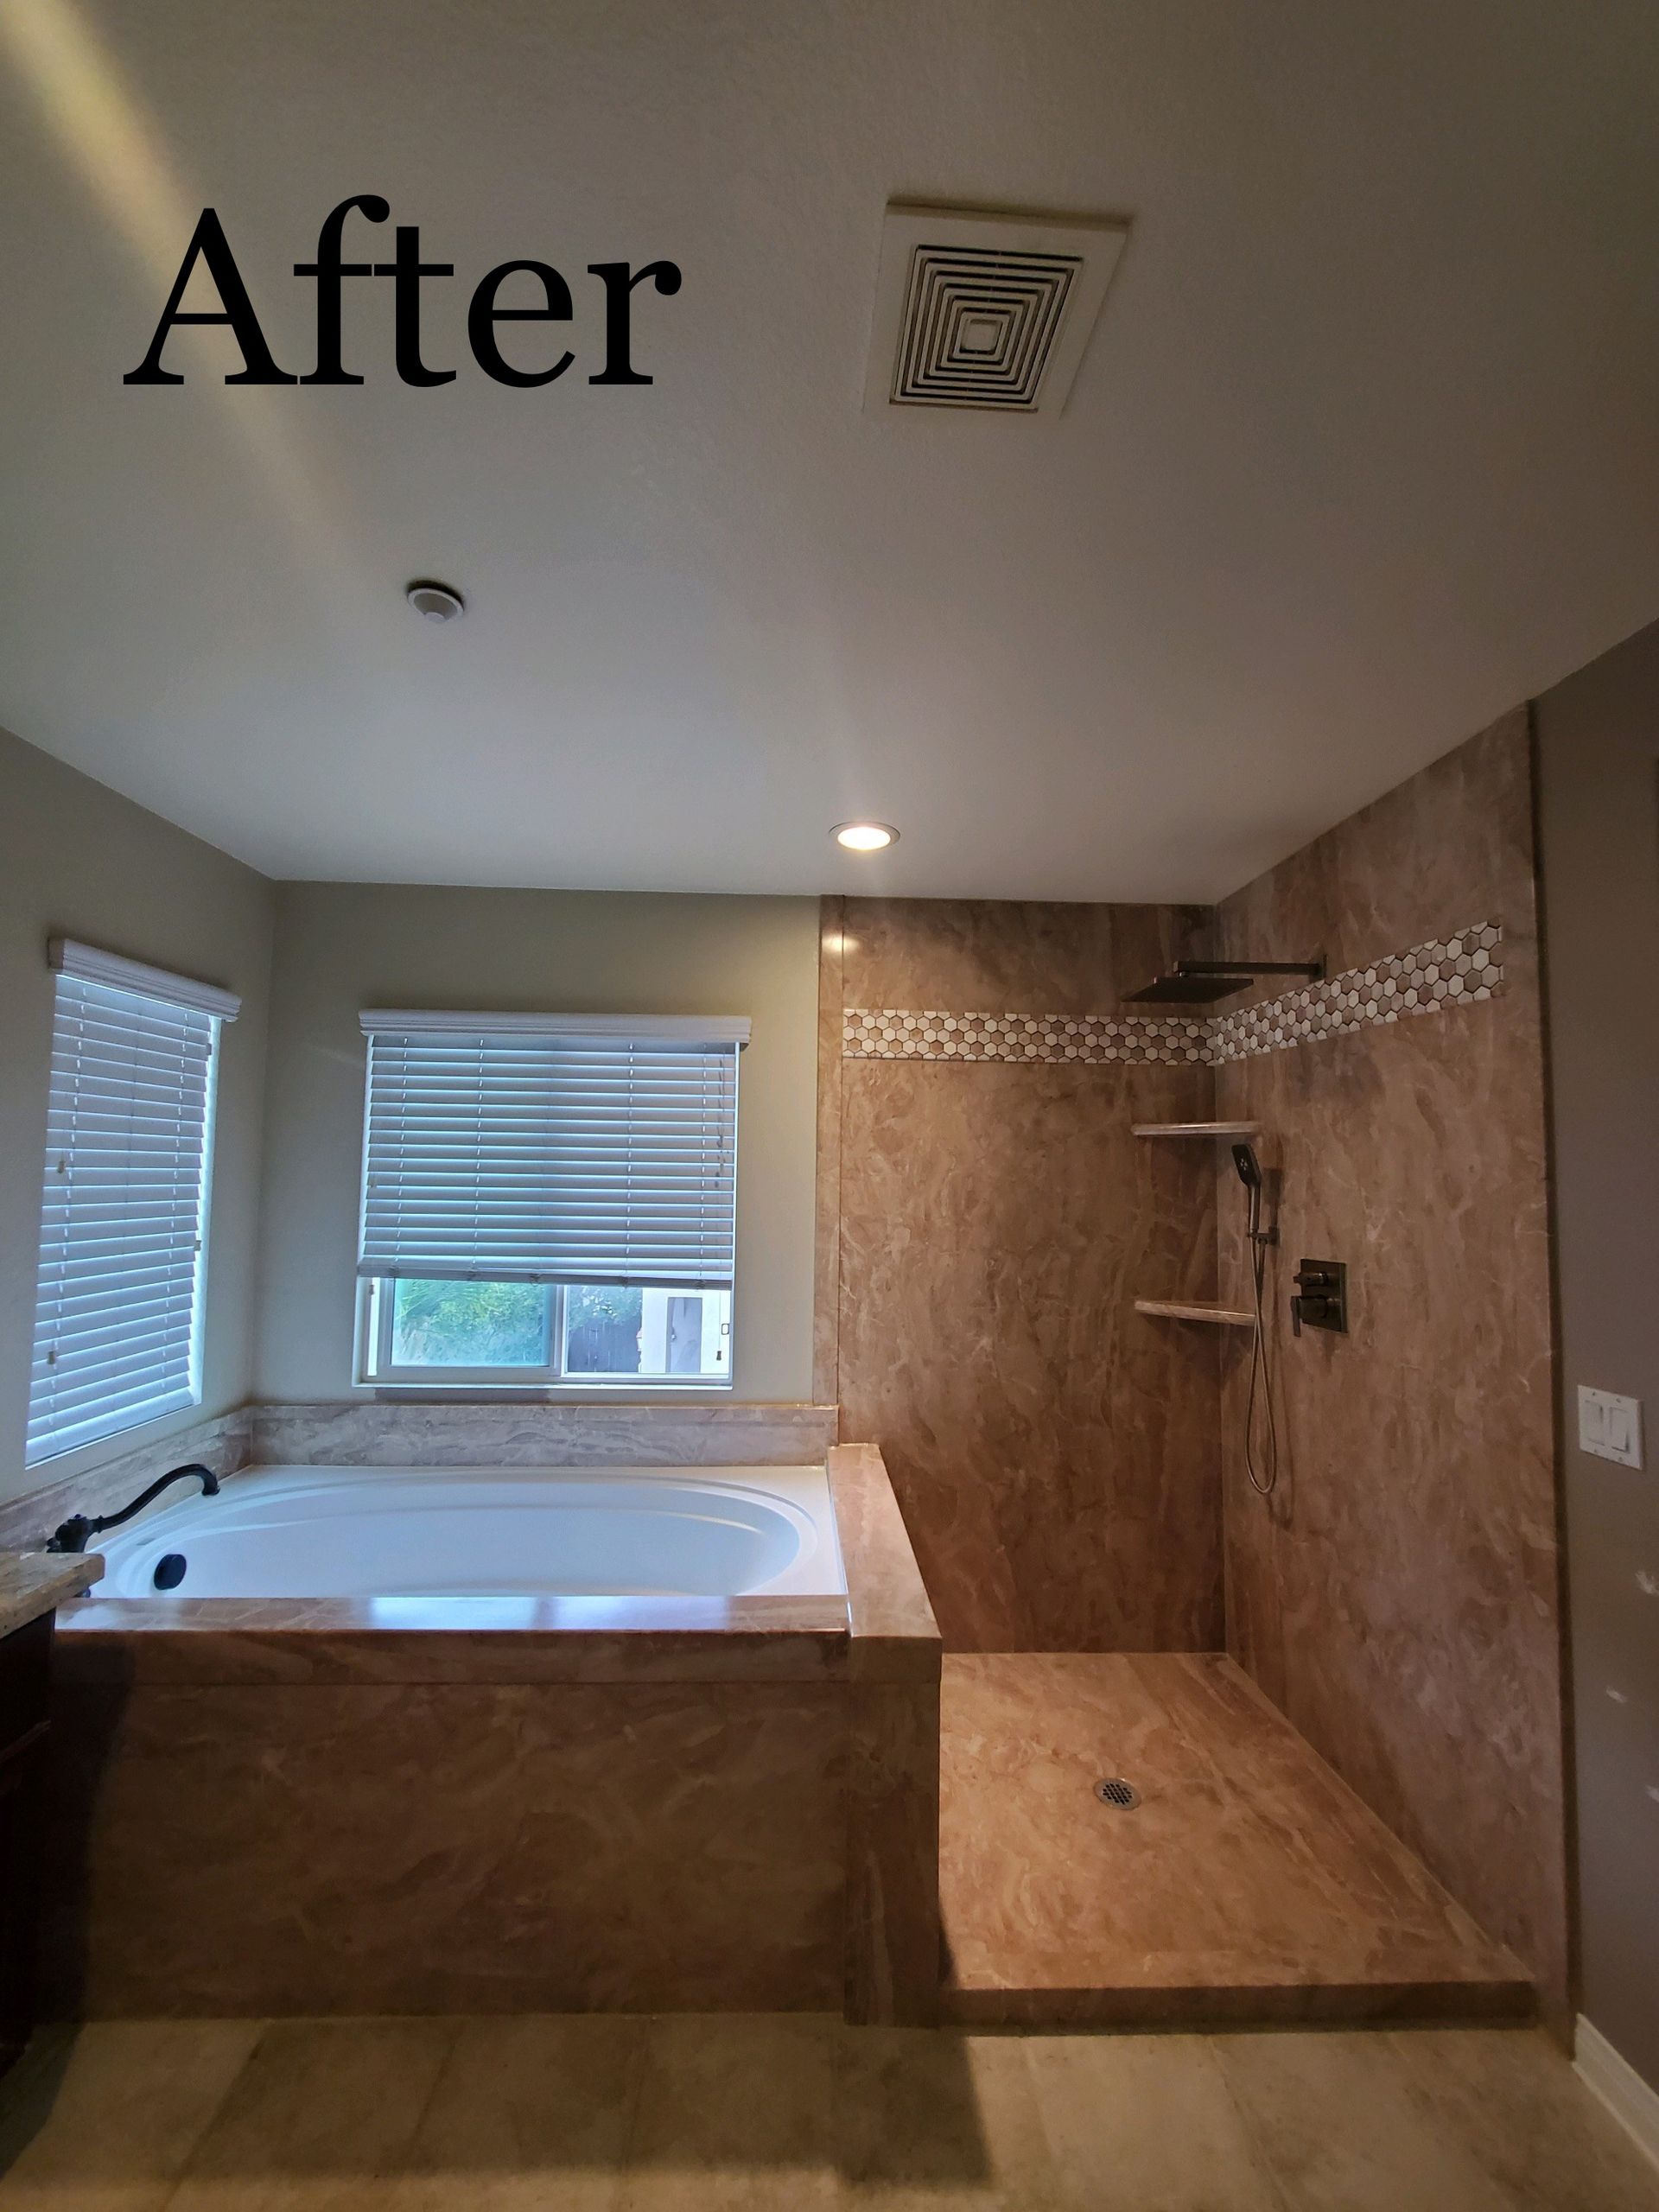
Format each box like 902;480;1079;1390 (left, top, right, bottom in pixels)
1209;922;1503;1062
842;1007;1210;1064
845;924;1503;1066
251;1399;840;1468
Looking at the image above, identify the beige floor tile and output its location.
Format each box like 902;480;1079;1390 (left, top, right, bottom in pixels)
386;2015;643;2212
162;2018;459;2212
1024;2031;1288;2212
1386;2028;1659;2212
620;2015;839;2211
6;2015;1653;2212
1211;2029;1519;2212
0;2019;262;2212
835;2027;1060;2209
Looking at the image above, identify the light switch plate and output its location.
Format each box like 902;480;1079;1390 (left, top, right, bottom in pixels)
1578;1386;1644;1469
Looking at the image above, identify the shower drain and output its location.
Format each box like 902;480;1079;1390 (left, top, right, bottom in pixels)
1095;1777;1140;1809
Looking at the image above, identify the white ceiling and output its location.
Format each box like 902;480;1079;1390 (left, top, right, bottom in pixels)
3;0;1659;901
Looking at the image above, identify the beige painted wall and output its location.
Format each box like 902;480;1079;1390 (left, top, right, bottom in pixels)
253;883;820;1404
1535;620;1659;2087
0;726;274;1510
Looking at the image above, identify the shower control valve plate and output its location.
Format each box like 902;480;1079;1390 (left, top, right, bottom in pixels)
1291;1258;1347;1335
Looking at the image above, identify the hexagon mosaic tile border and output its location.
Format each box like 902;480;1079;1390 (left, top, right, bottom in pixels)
842;923;1505;1066
841;1007;1211;1065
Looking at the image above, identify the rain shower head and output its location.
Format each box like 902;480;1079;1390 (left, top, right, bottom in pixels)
1123;959;1324;1006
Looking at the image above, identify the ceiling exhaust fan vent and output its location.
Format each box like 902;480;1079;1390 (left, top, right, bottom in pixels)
892;245;1079;411
867;204;1129;418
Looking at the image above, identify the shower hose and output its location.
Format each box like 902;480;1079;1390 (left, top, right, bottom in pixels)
1244;1218;1279;1496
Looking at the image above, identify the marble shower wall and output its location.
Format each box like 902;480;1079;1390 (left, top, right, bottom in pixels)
824;899;1225;1652
1212;711;1567;2018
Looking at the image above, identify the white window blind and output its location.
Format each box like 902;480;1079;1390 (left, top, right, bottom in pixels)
357;1013;748;1289
28;941;239;1466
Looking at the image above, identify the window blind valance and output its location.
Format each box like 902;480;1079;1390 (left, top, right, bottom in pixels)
359;1011;750;1045
356;1015;747;1289
51;938;241;1022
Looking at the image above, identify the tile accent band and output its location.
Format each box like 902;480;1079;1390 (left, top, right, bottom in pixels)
843;923;1504;1066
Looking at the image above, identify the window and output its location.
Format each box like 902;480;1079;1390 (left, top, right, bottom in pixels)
355;1011;745;1388
27;940;239;1465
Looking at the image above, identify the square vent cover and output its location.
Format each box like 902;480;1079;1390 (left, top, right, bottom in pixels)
865;202;1129;417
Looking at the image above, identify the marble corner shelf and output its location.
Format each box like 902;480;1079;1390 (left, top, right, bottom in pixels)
1134;1298;1255;1326
1131;1120;1262;1138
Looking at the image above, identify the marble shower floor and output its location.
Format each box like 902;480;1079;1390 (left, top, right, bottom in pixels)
3;2012;1658;2212
940;1652;1533;2026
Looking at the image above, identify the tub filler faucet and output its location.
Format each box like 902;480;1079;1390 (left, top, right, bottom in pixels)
43;1462;220;1554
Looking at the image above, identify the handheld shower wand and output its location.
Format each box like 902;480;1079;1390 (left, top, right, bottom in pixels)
1230;1143;1279;1497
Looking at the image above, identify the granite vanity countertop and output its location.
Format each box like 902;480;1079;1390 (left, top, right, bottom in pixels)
0;1550;104;1638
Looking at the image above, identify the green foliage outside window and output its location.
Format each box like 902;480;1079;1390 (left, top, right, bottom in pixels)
390;1279;549;1367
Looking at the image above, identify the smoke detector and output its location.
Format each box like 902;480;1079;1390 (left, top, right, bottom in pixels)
865;203;1129;416
405;580;465;622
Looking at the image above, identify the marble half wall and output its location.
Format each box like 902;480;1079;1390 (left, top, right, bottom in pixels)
41;1675;850;2017
823;899;1225;1653
1211;710;1567;2021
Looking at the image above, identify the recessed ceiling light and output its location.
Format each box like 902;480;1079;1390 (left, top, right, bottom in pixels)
406;579;465;622
832;821;899;852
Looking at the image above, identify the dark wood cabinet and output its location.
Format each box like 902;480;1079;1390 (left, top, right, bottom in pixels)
0;1612;54;2074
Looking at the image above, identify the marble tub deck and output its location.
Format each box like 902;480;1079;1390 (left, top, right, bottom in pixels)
940;1653;1533;2028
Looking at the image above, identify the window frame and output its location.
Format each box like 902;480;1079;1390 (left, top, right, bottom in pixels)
353;1277;736;1392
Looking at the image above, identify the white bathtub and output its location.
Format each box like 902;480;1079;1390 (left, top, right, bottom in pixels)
92;1463;846;1604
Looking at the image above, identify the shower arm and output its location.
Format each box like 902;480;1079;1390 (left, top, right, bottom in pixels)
1167;961;1322;983
1123;958;1325;1007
